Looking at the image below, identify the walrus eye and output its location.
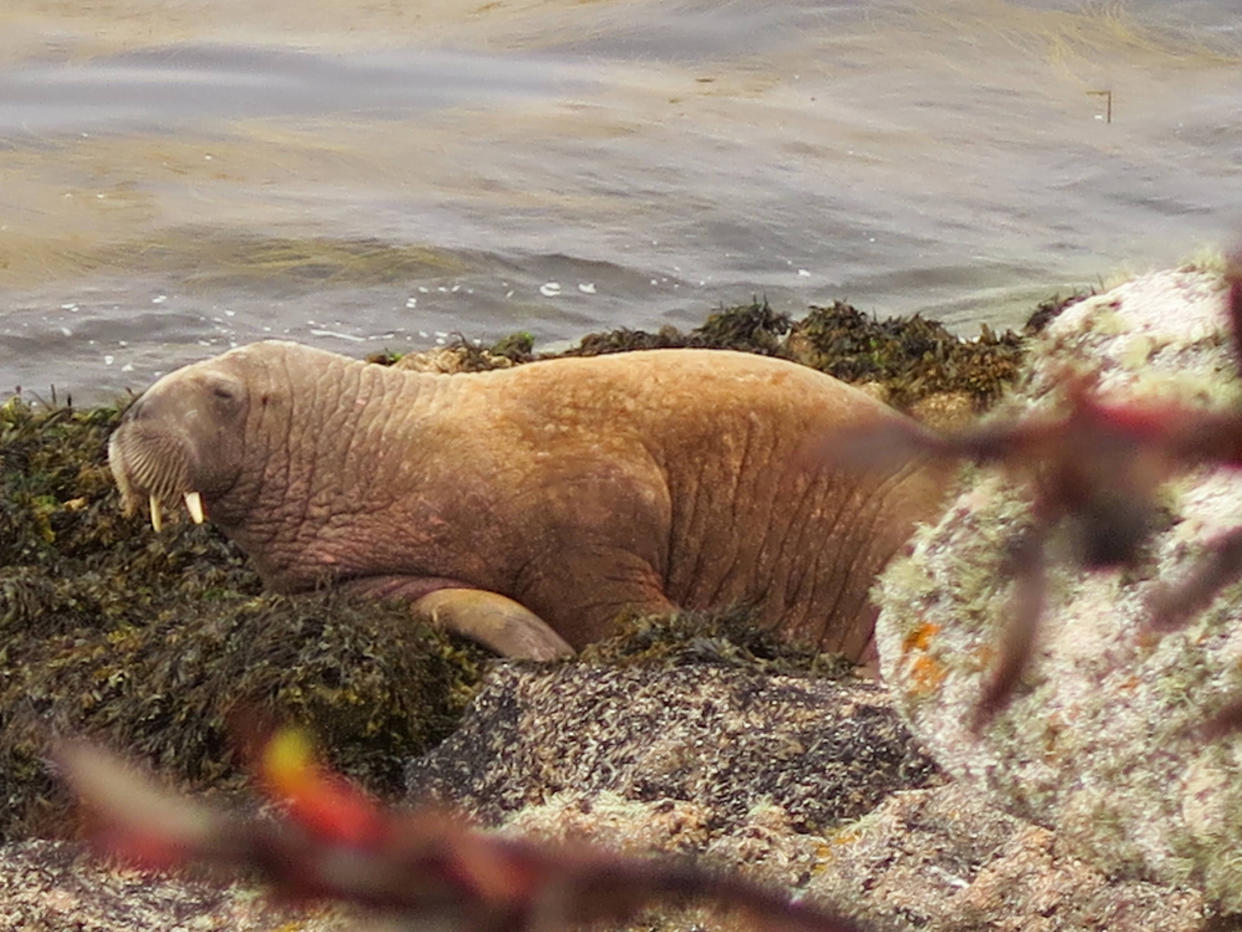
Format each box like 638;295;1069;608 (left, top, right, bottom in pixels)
203;374;245;411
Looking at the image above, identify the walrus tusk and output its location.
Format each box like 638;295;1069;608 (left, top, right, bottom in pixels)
149;494;163;533
183;491;205;524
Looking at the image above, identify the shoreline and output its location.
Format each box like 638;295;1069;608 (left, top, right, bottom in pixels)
0;294;1043;841
6;284;1211;930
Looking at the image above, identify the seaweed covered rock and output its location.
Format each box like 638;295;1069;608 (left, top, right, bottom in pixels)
0;839;359;931
390;341;520;373
405;613;940;833
2;286;1217;928
874;266;1242;911
787;300;1025;412
0;780;1209;931
2;590;479;839
555;298;1025;423
561;298;793;358
369;299;1027;422
0;399;482;841
0;398;258;628
502;783;1207;932
576;608;856;679
405;663;938;838
0;291;1026;850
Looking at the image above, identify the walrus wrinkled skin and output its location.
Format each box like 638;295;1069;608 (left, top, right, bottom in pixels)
109;341;951;661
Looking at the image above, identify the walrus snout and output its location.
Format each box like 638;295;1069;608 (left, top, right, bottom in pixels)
109;425;204;531
108;363;248;531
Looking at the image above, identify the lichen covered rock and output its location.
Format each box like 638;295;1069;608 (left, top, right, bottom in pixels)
403;654;939;834
875;265;1242;910
410;658;1207;930
0;839;360;932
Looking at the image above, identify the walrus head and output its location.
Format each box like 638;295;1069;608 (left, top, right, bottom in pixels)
108;351;252;531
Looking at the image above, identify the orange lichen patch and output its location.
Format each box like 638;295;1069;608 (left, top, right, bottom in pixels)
901;620;942;655
970;642;996;671
829;828;863;847
906;654;948;698
899;620;949;697
810;829;863;872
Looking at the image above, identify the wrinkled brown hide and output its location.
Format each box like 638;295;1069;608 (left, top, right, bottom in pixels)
110;341;951;660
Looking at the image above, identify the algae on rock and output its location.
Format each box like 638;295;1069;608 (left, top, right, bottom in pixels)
874;267;1242;912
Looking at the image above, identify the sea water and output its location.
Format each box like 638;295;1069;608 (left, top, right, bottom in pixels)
0;0;1239;401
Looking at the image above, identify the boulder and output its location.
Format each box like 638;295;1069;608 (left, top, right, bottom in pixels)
876;265;1242;910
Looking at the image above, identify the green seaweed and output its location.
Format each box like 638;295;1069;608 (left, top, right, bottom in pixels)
580;607;857;680
789;300;1026;411
489;331;535;362
373;297;1030;416
0;398;482;841
0;294;1040;843
560;298;793;358
548;296;1027;413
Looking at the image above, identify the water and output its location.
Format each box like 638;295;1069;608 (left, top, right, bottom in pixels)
1;0;1240;402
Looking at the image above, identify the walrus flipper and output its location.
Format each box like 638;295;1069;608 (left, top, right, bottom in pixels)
412;588;574;661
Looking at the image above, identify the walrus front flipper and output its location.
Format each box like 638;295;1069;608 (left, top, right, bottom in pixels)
412;588;574;661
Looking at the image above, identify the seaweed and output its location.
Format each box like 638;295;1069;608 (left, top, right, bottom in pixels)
550;297;1025;416
0;398;482;841
369;334;531;372
1023;288;1096;335
371;297;1028;419
788;301;1026;412
0;293;1035;842
579;607;857;680
489;330;536;363
560;298;793;358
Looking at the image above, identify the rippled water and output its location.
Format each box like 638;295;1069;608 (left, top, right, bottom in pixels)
2;0;1240;402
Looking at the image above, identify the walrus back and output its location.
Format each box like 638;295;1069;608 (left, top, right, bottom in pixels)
473;349;949;657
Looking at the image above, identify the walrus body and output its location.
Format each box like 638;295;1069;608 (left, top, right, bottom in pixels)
109;341;950;661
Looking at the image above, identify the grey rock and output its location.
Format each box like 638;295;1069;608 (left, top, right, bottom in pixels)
404;662;939;833
404;660;1210;930
875;266;1242;911
0;839;357;931
0;656;1216;929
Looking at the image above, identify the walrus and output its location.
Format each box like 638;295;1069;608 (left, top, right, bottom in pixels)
108;340;951;662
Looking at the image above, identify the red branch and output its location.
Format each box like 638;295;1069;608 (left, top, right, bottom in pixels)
56;735;866;931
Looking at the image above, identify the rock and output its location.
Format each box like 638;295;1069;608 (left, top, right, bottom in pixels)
0;839;361;931
0;284;1220;928
392;344;515;372
875;265;1242;911
0;656;1214;929
403;663;941;833
504;783;1204;931
403;661;1209;930
803;782;1205;932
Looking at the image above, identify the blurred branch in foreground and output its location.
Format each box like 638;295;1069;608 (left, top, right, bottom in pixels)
56;731;865;931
